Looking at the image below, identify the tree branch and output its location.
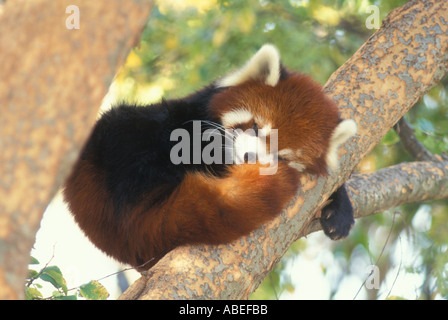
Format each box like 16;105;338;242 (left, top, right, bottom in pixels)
305;160;448;234
119;0;448;300
349;160;448;217
394;117;439;161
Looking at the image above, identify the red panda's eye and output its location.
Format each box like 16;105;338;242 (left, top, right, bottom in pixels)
253;123;259;136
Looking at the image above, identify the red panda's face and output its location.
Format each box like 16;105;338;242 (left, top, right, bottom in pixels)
209;45;357;175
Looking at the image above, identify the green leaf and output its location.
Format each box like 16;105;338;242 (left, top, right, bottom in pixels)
28;269;39;280
416;118;435;134
54;295;78;300
386;296;407;300
38;266;68;294
79;280;109;300
52;291;77;300
29;256;40;265
25;286;43;300
381;129;400;146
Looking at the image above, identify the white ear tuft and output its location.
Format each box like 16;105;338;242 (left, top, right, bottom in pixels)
326;119;357;171
216;44;281;88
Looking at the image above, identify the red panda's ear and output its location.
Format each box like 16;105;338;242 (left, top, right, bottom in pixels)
326;119;357;171
216;44;281;88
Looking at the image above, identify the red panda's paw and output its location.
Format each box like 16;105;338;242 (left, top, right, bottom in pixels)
224;162;299;212
256;162;300;211
320;183;355;240
246;161;299;195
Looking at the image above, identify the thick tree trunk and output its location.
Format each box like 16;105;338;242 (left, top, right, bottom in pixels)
119;0;448;300
0;0;154;299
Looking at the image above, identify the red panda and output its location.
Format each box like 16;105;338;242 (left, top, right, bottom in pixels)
63;44;357;270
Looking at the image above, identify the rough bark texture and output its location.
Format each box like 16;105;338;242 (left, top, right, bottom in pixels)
306;160;448;234
119;0;448;300
348;160;448;217
0;0;154;299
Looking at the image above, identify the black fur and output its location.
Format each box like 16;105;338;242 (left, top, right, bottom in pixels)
81;85;227;213
320;184;354;240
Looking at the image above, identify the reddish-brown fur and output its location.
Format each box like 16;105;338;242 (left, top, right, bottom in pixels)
65;159;299;269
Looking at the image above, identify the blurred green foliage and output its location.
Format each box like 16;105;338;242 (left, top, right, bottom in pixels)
112;0;448;299
26;256;109;300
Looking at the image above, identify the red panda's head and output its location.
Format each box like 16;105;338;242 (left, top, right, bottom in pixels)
208;44;357;175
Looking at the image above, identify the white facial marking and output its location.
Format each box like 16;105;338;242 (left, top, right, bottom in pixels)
278;148;295;160
221;109;253;128
288;161;306;172
233;131;273;165
260;123;272;137
279;149;305;172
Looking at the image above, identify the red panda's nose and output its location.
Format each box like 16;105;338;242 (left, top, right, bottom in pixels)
243;152;257;163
